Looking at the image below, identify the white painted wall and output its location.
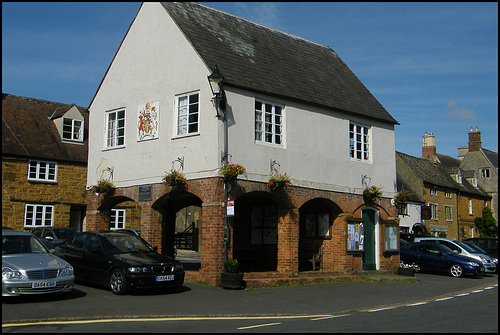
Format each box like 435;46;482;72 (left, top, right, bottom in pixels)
399;202;423;231
88;2;397;200
225;87;397;198
88;3;221;188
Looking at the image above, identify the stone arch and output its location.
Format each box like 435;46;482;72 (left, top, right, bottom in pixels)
298;197;342;271
232;190;280;272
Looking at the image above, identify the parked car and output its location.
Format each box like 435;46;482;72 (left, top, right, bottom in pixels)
54;231;184;295
463;241;498;273
400;232;433;243
400;242;485;277
464;237;498;258
29;227;80;250
113;228;141;236
2;230;74;297
414;237;497;273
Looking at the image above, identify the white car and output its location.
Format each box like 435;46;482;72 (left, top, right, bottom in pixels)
414;237;497;273
2;230;74;296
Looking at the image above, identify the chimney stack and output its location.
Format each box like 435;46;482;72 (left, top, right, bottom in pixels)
422;132;440;164
422;132;436;157
468;127;482;152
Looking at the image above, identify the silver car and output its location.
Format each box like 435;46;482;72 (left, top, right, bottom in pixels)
2;230;74;296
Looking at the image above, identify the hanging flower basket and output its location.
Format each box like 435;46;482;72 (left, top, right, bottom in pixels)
268;173;292;192
220;164;246;181
394;190;411;204
163;170;188;189
363;186;383;203
91;180;115;195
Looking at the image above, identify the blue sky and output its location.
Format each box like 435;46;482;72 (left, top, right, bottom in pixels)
2;2;498;158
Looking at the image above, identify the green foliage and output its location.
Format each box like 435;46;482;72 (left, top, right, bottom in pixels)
163;170;187;188
220;164;246;178
91;180;115;194
223;258;239;273
474;207;498;237
268;173;292;191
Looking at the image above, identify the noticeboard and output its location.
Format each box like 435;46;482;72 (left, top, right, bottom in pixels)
347;221;364;251
384;226;398;251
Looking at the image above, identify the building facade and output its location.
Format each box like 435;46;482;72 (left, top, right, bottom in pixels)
2;94;88;231
85;2;400;286
458;128;498;223
396;132;491;240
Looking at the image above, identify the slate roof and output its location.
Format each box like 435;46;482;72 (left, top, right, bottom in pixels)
396;173;425;203
161;2;398;125
2;94;88;163
482;148;498;170
396;151;489;198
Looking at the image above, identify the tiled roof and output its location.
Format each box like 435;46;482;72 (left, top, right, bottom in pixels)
482;148;498;170
396;151;488;197
2;94;88;163
161;2;398;125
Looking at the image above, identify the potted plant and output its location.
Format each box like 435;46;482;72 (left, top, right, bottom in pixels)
91;180;115;195
394;190;411;205
163;170;188;189
220;163;246;181
363;186;383;203
398;261;420;277
220;258;244;289
268;173;292;192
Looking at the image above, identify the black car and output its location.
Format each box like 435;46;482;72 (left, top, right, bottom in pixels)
29;227;80;250
54;231;184;294
400;242;485;277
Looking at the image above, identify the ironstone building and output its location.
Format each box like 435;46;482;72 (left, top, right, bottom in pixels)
85;2;400;286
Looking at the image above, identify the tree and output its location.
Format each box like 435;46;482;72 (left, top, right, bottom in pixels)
474;207;498;237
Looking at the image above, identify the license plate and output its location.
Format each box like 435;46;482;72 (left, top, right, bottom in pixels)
32;281;56;288
156;275;174;282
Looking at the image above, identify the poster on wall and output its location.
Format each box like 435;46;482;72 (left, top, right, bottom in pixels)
347;222;364;251
137;101;159;141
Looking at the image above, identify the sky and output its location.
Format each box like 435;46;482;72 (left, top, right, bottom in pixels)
2;2;498;158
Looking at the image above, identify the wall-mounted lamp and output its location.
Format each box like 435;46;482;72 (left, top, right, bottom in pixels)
207;65;226;118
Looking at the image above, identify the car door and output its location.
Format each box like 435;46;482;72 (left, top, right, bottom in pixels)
60;233;89;280
416;244;445;273
80;234;112;285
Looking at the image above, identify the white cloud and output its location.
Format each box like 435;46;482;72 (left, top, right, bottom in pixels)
446;100;478;120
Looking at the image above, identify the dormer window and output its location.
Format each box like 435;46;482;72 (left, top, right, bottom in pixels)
455;174;462;184
62;117;83;142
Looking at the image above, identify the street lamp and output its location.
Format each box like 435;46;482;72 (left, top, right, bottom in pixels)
207;64;226;118
208;65;229;261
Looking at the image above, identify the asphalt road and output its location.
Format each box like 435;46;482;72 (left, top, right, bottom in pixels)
2;272;498;332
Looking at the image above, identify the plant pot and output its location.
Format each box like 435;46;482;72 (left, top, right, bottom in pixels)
221;272;244;289
397;267;415;277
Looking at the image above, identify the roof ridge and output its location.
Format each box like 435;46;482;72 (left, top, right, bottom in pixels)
193;2;334;51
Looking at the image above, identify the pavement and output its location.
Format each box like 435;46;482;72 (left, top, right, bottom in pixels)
175;249;416;287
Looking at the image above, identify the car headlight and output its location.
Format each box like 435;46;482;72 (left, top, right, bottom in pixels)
2;267;23;280
468;262;481;267
60;265;74;276
128;267;151;273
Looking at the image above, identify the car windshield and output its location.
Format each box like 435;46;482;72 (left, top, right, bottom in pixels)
464;242;487;254
102;234;154;254
53;228;78;239
2;235;48;254
454;240;480;253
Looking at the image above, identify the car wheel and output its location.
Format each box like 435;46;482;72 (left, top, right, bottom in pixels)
110;269;127;295
450;264;464;277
